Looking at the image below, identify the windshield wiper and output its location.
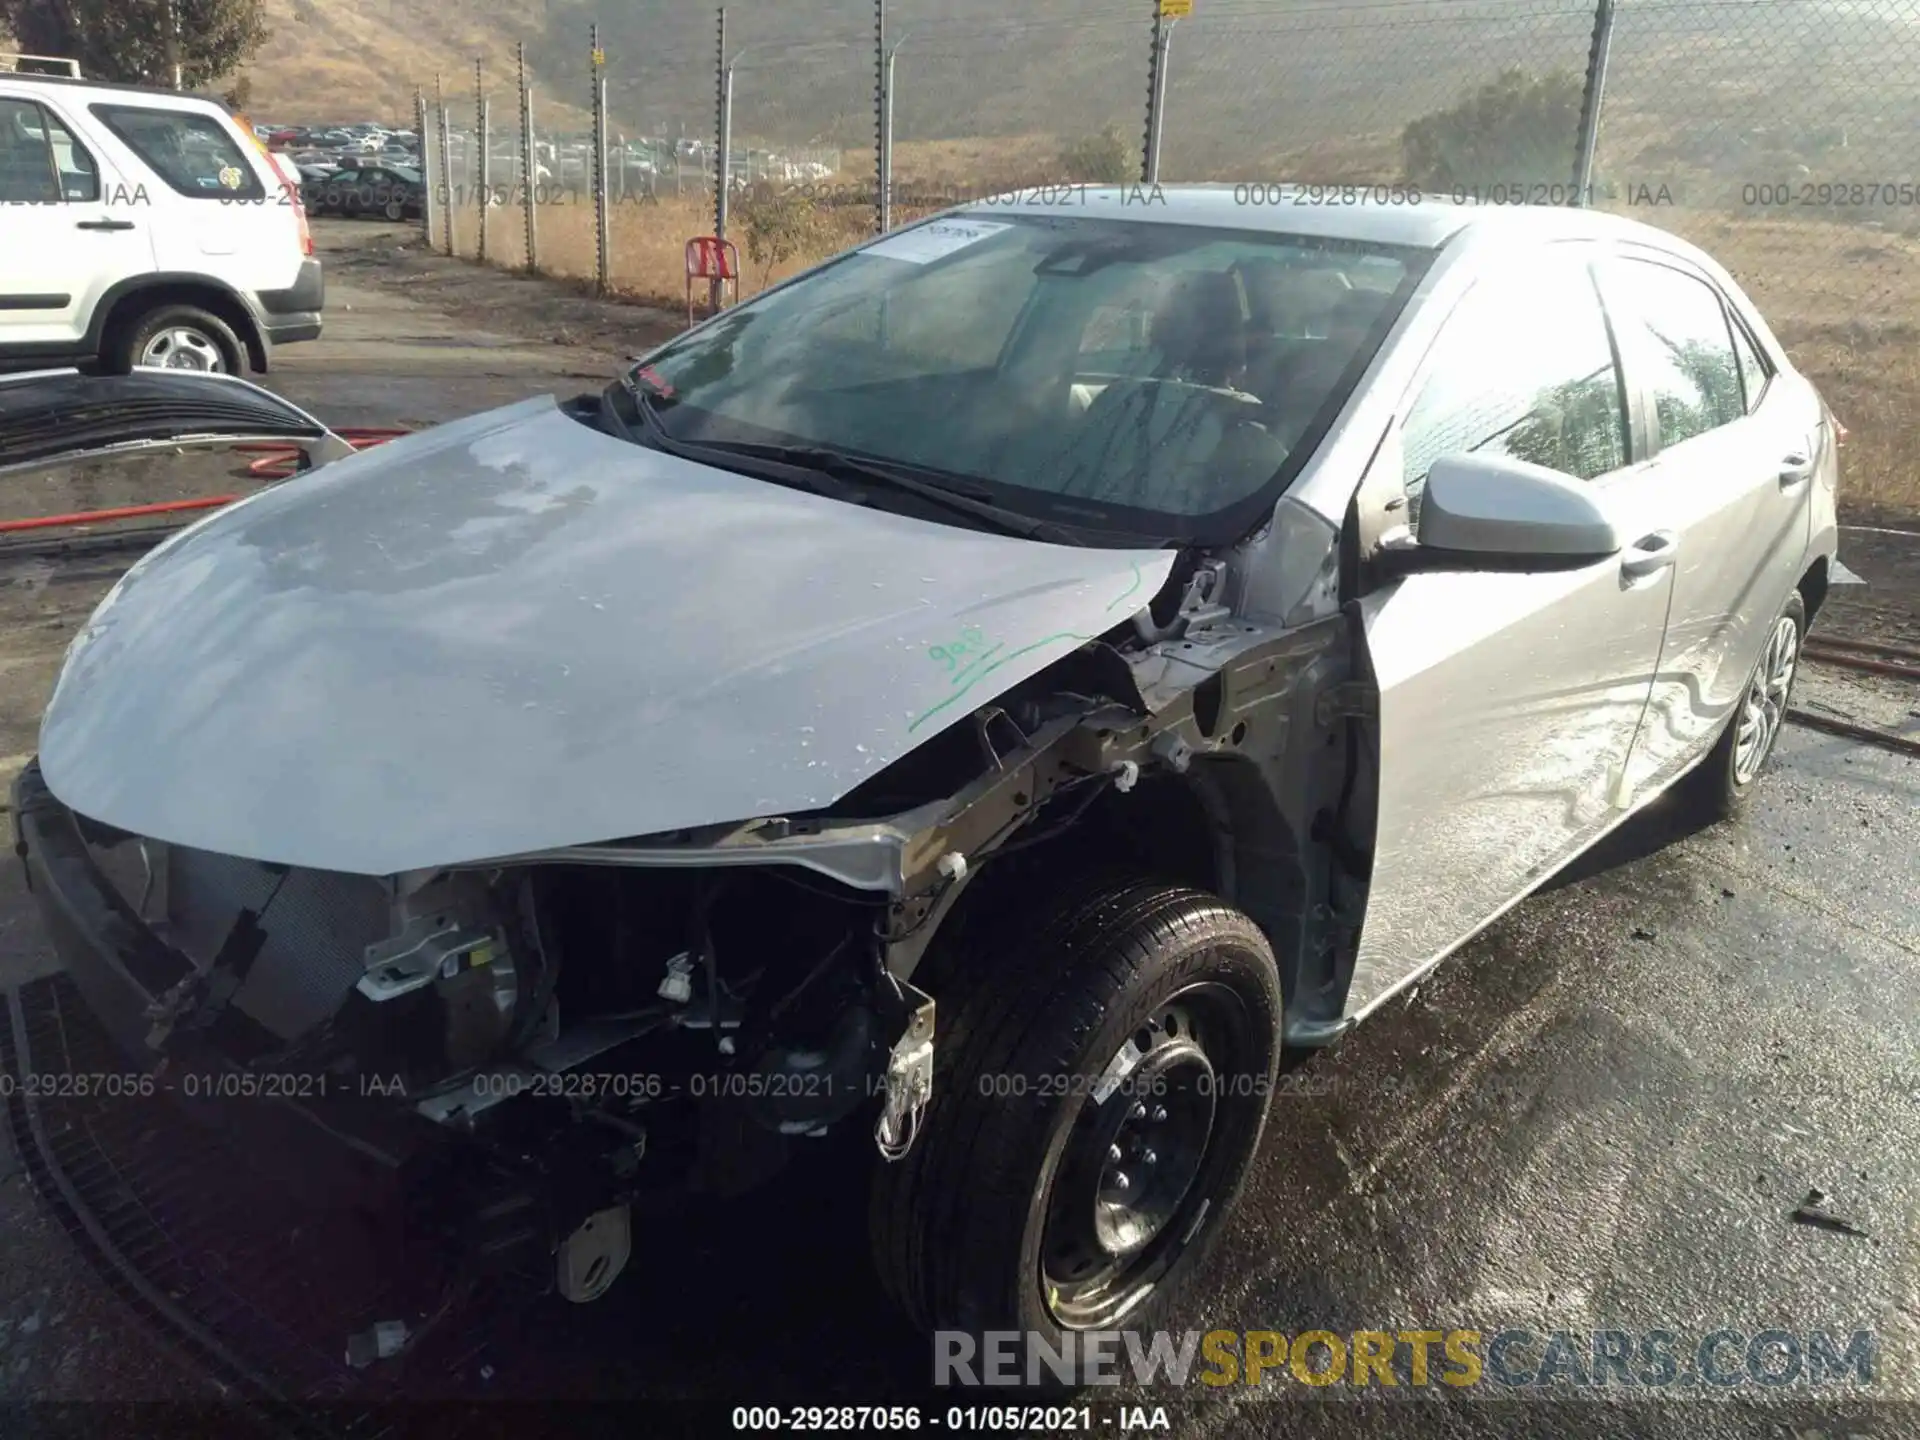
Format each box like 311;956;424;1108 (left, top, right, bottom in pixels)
602;381;869;506
695;441;1085;545
604;381;1083;545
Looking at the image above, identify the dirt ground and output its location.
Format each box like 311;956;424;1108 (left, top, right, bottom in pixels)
0;219;1915;1431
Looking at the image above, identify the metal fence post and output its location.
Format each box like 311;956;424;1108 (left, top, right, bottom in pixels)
519;44;539;274
415;88;433;245
436;74;455;256
1571;0;1617;204
714;7;729;237
591;24;610;293
881;34;906;232
1144;6;1177;186
874;0;887;234
714;8;732;312
476;61;490;262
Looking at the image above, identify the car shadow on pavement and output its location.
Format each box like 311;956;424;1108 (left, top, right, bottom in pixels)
1539;789;1721;894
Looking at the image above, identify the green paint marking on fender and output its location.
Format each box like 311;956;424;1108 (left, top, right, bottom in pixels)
1104;561;1146;614
908;629;1104;733
908;565;1151;734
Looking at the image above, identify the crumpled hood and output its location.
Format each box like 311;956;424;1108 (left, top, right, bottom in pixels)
40;397;1173;876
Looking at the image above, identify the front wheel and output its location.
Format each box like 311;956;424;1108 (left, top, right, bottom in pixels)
871;877;1282;1381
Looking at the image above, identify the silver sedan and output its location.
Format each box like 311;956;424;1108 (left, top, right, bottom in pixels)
2;185;1840;1372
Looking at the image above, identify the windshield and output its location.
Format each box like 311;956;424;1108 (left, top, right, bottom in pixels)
631;212;1426;544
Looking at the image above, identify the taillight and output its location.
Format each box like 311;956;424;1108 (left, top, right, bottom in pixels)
265;151;313;255
1817;396;1844;447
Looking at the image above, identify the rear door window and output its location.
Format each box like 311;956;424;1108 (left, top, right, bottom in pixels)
1599;257;1747;449
90;103;264;200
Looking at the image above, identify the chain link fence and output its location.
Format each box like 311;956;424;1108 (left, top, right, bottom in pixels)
1597;0;1920;515
1157;0;1602;184
396;0;1920;514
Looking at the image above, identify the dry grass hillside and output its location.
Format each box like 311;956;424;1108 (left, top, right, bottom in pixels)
232;0;563;124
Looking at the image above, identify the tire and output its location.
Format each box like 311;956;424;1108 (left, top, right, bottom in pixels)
1680;589;1806;824
383;198;405;221
112;304;241;375
870;875;1283;1385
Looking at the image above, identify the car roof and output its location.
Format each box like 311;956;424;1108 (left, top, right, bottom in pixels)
1;71;238;115
951;183;1659;254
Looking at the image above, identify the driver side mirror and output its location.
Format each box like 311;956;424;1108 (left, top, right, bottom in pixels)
1389;453;1623;571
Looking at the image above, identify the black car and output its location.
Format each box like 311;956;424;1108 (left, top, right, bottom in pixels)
304;164;424;220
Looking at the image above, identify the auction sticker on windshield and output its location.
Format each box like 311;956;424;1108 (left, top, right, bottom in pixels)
865;218;1011;265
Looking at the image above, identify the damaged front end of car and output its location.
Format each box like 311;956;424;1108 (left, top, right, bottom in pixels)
13;592;1365;1305
7;371;1378;1311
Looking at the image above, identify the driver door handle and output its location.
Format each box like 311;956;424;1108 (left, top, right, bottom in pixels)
1779;447;1815;488
1621;530;1679;581
75;218;136;232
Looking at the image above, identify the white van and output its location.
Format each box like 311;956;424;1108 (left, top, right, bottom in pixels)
0;69;321;374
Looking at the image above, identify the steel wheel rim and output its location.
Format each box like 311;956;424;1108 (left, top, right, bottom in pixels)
1733;613;1799;785
139;327;225;372
1040;982;1249;1330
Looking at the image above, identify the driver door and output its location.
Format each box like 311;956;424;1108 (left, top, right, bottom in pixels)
1347;248;1675;1017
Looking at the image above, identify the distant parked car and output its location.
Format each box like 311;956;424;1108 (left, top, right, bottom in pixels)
304;164;423;220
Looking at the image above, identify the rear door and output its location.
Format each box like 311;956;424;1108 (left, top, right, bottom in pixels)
1348;246;1675;1017
1594;250;1818;794
84;98;302;292
0;91;153;351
